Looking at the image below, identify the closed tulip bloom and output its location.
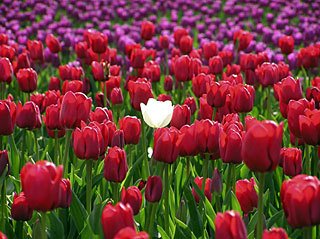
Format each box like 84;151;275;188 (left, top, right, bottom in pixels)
16;101;42;130
128;78;153;111
281;174;320;228
0;100;16;135
0;150;9;177
91;61;106;81
0;45;15;62
164;75;173;91
101;202;135;239
145;175;163;202
42;90;60;110
130;48;146;69
111;129;125;148
159;35;169;49
0;34;8;45
173;28;188;46
59;65;72;81
110;88;124;105
215;210;247;239
233;30;253;51
278;35;294;55
11;192;33;221
206;81;231;107
299;109;320;145
198;94;213;120
75;41;88;59
45;34;61;54
231;84;255;113
104;146;128;182
89;32;108;54
242;119;283;172
174;55;201;82
44;104;64;130
297;45;320;69
192;73;213;98
114;227;149;239
256;62;280;87
0;57;13;83
60;91;92;128
27;40;44;62
62;80;83;94
121;186;142;215
202;41;218;60
279;148;302;177
30;93;45;112
15;53;31;73
177;124;198;156
170;104;191;129
263;228;288;239
153;127;179;164
274;76;302;104
179;35;193;55
192;177;212;203
119;116;141;145
157;94;172;102
17;68;38;93
89;107;111;123
141;98;173;128
211;168;222;193
183;97;197;115
56;179;72;208
141;21;155;41
209;56;223;74
21;160;63;211
235;178;258;214
49;76;60;91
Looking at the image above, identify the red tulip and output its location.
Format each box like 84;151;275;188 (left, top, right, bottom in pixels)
223;73;243;84
127;78;153;111
274;76;302;105
89;32;108;54
145;176;163;202
45;34;61;53
170;104;191;129
159;35;169;49
278;35;294;55
72;123;105;160
0;100;16;135
49;76;61;91
56;179;72;208
121;186;142;215
233;30;253;51
60;91;92;128
235;178;258;214
91;61;106;81
141;21;155;41
164;75;173;91
231;84;255;113
42;90;60;110
0;57;13;83
89;107;111;123
174;55;201;82
11;192;33;221
299;109;320;145
192;177;212;203
0;232;6;239
0;45;15;62
21;160;63;211
142;61;160;83
206;80;231;108
104;146;128;182
27;40;44;62
130;48;146;69
59;65;72;81
225;64;241;76
219;50;234;67
263;228;288;239
183;97;197;115
75;41;88;59
111;129;125;148
17;68;38;93
198;94;213;120
173;28;188;47
281;174;320;228
195;119;221;155
114;227;149;239
62;80;83;94
14;52;31;73
179;35;193;55
119;116;141;145
202;41;218;60
153;127;180;164
192;73;214;98
297;45;320;69
177;124;198;156
209;56;223;74
30;93;45;112
279;148;302;177
110;65;121;76
211;168;222;193
256;62;280;87
306;87;320;109
242;118;283;172
157;94;172;102
44;104;64;131
0;150;9;177
101;202;135;239
16;101;42;130
110;87;124;105
0;34;8;45
215;210;247;239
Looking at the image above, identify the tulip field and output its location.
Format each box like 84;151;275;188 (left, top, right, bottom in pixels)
1;0;320;238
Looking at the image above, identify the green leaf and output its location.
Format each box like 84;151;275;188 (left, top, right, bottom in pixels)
247;210;258;234
89;202;103;235
48;212;65;239
157;225;170;239
267;210;284;228
70;190;88;232
174;218;197;239
231;191;242;214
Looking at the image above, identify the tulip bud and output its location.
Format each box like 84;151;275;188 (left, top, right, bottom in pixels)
278;35;294;55
48;76;61;91
183;97;196;115
209;56;223;74
141;21;155;41
159;35;169;49
235;178;258;214
17;68;38;93
215;211;247;239
119;116;141;145
255;62;280;87
62;80;83;94
59;65;72;81
299;109;320;145
164;75;173;91
192;177;212;203
104;147;128;182
279;148;302;177
111;130;125;148
0;57;13;84
110;88;124;105
231;84;255;113
130;48;146;69
89;107;111;123
211;168;222;193
101;202;135;239
179;35;193;55
263;228;288;239
198;94;213;120
0;150;9;177
121;186;142;215
192;73;213;98
89;32;108;54
0;100;16;136
45;34;61;54
75;41;88;59
127;78;153;111
173;28;188;47
202;41;218;61
27;40;44;62
170;104;191;129
11;192;33;221
157;94;172;102
56;179;72;208
233;30;253;51
145;176;163;203
16;101;42;130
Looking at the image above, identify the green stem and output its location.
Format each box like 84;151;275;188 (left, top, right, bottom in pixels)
54;131;60;165
312;146;318;176
140;120;150;179
0;180;6;230
257;173;266;239
226;164;235;193
33;130;39;161
305;145;311;175
62;130;72;177
112;182;119;203
164;164;170;235
266;87;271;119
16;221;24;239
86;160;93;213
202;154;209;191
146;202;158;235
40;212;47;239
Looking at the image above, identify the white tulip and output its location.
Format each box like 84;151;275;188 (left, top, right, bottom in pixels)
140;98;174;128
